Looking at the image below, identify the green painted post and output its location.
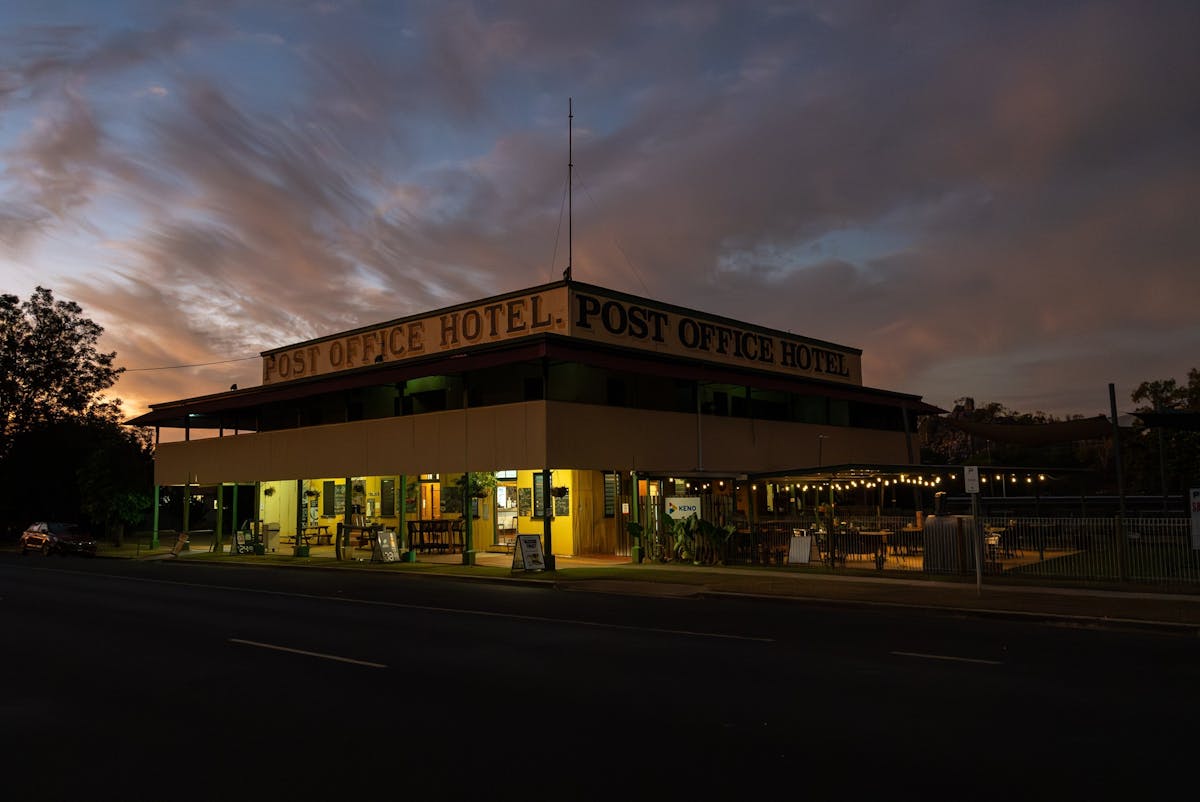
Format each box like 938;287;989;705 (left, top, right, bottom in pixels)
462;472;476;565
182;477;191;538
630;471;642;563
542;468;555;571
340;476;352;561
232;484;239;540
151;484;160;549
400;475;415;562
214;483;224;553
294;479;309;557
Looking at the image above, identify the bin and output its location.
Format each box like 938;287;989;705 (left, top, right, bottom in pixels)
787;530;812;564
922;515;980;575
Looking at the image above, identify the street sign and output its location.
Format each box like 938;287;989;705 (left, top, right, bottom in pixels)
964;466;980;495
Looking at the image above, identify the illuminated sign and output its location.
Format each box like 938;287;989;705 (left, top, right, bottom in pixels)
569;290;862;385
262;288;569;384
666;496;701;520
261;283;862;387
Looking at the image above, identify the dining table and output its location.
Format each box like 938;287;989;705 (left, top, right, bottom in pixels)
895;524;922;556
856;530;892;570
302;524;331;545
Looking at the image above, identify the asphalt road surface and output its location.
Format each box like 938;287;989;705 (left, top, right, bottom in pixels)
2;553;1194;799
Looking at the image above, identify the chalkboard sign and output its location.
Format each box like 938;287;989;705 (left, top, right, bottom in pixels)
553;491;570;517
533;474;546;518
517;487;532;517
512;534;545;572
381;478;396;517
373;529;400;563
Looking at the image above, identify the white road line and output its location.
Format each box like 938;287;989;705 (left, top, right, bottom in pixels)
891;650;1002;665
229;638;387;668
21;565;773;643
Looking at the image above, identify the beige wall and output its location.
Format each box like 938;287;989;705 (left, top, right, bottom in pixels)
544;402;912;473
155;402;550;485
155;399;912;486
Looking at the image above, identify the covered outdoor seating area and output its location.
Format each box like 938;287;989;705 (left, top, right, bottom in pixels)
406;519;466;553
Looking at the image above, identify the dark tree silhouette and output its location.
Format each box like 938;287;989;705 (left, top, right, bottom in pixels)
0;286;124;456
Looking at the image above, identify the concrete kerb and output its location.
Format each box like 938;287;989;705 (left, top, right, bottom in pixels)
160;550;1200;635
170;550;559;590
696;589;1200;636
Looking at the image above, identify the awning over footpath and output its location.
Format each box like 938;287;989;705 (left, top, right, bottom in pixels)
1130;410;1200;431
941;415;1115;446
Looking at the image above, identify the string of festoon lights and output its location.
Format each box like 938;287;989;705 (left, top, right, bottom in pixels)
671;473;1052;494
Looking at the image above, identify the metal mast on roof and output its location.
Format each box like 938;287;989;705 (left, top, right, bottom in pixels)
564;97;573;282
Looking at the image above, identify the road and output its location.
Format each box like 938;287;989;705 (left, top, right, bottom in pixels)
2;553;1194;799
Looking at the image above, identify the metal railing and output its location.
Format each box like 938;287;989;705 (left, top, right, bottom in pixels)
741;515;1199;587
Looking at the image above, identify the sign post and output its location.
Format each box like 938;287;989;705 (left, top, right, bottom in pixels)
1190;488;1200;551
964;466;983;594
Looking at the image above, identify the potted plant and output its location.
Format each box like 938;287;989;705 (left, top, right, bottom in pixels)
627;520;644;563
455;472;498;499
263;487;275;497
550;486;569;498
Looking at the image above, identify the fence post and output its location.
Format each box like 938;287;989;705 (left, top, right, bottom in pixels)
1109;383;1128;582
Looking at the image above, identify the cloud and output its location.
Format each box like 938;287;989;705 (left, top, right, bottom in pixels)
0;0;1195;422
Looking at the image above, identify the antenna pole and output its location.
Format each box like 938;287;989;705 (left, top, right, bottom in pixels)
566;97;573;282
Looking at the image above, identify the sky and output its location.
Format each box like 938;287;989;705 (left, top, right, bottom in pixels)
1;0;1197;423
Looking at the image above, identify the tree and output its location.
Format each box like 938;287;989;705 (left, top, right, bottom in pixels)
0;286;124;458
1128;368;1200;499
0;288;142;537
78;422;154;546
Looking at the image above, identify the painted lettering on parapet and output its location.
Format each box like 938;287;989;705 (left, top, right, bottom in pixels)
571;291;860;385
262;288;569;384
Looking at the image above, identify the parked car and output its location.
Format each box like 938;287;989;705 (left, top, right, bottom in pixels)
19;521;97;557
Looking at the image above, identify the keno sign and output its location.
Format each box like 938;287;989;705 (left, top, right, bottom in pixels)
666;497;701;521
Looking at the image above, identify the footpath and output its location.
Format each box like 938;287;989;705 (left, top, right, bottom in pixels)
153;544;1200;636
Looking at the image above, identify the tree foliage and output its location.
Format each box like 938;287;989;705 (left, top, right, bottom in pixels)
0;287;151;538
919;370;1200;500
0;287;124;456
919;397;1063;467
1127;368;1200;497
1131;369;1200;412
77;422;154;544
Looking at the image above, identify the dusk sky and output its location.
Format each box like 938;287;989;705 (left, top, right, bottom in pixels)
2;0;1197;422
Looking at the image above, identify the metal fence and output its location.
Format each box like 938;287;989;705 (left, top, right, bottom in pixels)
739;515;1199;587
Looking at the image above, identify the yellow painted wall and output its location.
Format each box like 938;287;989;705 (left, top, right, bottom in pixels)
257;479;298;550
514;469;576;557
